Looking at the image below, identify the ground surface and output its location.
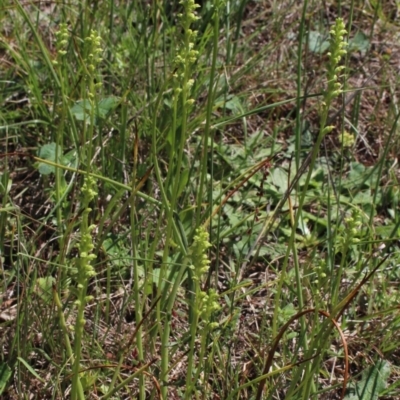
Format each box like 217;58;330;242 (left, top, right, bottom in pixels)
1;1;400;399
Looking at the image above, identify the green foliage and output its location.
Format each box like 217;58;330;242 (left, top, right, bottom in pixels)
0;363;12;395
36;142;78;175
2;1;400;399
308;30;330;54
348;31;370;55
70;97;119;124
35;276;55;304
344;360;391;400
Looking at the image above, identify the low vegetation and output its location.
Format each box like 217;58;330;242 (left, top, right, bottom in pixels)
1;1;400;399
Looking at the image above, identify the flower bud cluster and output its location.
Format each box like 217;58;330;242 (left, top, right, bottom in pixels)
198;289;220;329
337;209;363;252
326;18;347;102
77;176;98;280
173;0;200;102
339;130;355;148
189;227;220;328
53;23;69;65
85;30;103;74
313;258;327;287
343;213;362;244
189;227;211;280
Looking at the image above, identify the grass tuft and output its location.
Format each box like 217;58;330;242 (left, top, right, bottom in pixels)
1;1;400;399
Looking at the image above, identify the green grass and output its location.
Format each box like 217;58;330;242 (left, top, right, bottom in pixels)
1;0;400;399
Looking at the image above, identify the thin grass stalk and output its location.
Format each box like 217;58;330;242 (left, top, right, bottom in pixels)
33;155;163;206
290;19;347;307
150;79;179;398
149;1;160;100
54;101;63;240
294;0;308;172
284;18;348;399
14;235;26;397
156;2;201;395
53;23;71;288
107;0;115;94
102;360;157;400
196;0;220;227
183;228;214;399
223;1;231;68
184;273;201;399
231;0;247;61
15;0;61;87
271;232;292;339
288;210;307;344
164;77;179;193
0;150;11;275
264;2;310;378
118;101;128;189
326;4;354;309
53;288;75;365
130;123;146;400
271;200;309;398
71;29;103;400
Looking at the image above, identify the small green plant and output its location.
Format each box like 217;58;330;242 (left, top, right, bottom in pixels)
152;1;205;397
344;360;391;400
69;29;103;400
185;227;220;399
280;17;349;400
3;2;400;399
70;176;98;400
49;27;103;400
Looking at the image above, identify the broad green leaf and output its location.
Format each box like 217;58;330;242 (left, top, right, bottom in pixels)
225;95;244;114
271;168;288;193
37;142;60;175
70;99;92;122
62;149;78;169
0;173;12;195
36;276;55;303
70;97;119;124
348;31;370;55
344;162;378;189
176;168;189;198
36;143;78;176
0;363;12;394
279;303;297;322
97;97;119;118
298;215;311;236
17;357;46;383
344;360;390;400
374;224;396;238
308;30;330;54
104;236;136;270
352;191;373;205
0;205;16;212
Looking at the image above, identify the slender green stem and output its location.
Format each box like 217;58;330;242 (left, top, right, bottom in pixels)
70;29;103;400
130;131;145;400
196;0;220;227
294;0;308;172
